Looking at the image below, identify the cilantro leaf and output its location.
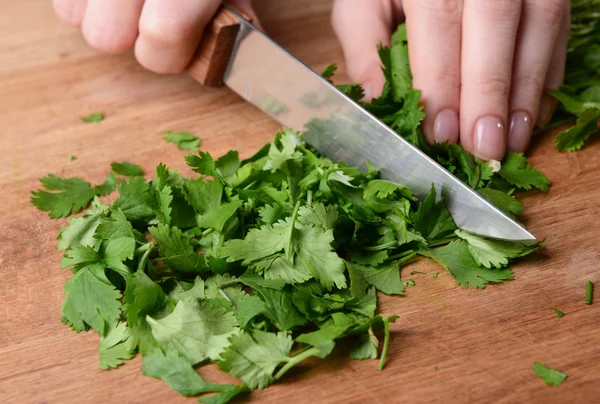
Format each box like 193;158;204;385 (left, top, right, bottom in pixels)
149;224;207;274
349;331;378;360
554;109;600;152
113;176;157;223
297;202;338;230
422;240;514;289
164;130;201;151
219;220;292;265
533;362;567;386
321;63;337;79
263;129;304;171
218;330;293;389
551;307;565;318
498;153;550;192
61;264;122;334
57;198;108;251
124;269;168;327
412;185;457;242
455;229;539;268
478;187;523;217
80;112;104;123
31;174;116;218
147;298;238;365
99;322;136;369
111;162;143;176
142;347;246;399
346;261;405;295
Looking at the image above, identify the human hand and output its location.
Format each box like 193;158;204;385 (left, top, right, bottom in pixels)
332;0;571;160
52;0;260;75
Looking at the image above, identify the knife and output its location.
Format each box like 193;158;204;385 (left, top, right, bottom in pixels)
187;5;535;242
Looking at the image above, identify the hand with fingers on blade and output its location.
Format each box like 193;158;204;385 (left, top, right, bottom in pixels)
52;0;261;74
332;0;571;161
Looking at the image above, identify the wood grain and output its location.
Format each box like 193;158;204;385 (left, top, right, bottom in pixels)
1;1;599;403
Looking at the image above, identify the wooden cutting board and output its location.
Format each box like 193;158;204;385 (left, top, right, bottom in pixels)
1;1;599;403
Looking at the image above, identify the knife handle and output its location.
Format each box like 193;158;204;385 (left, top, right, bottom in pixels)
187;6;251;87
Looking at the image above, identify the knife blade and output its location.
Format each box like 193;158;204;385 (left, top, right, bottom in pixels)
190;6;535;242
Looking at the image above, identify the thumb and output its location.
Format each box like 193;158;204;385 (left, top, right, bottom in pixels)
331;0;396;101
227;0;263;30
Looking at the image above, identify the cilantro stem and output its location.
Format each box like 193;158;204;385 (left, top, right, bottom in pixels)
396;252;417;266
586;281;594;305
286;201;302;264
137;243;154;272
427;238;455;248
307;189;313;207
364;241;397;251
389;250;416;261
532;117;576;136
274;347;322;381
201;228;214;237
378;315;390;371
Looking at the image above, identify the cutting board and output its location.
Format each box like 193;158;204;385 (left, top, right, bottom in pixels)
1;1;599;403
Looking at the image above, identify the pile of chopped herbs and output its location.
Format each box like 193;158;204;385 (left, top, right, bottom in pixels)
30;18;600;401
541;0;600;151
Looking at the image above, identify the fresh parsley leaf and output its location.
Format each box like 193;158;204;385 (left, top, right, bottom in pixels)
61;263;122;334
142;347;246;399
111;162;143;176
533;362;567;386
31;173;116;218
498;153;550;192
455;229;540;269
99;322;136;369
80;112;104;123
147;298;238;365
164;130;201;151
149;224;207;274
218;330;293;389
412;185;457;242
422;240;514;289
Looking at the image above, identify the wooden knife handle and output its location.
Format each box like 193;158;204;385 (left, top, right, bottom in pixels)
187;6;251;87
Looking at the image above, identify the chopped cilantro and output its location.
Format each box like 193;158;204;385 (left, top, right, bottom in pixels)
111;162;143;176
164;130;201;151
70;155;77;161
551;307;565;318
80;112;104;123
433;271;439;279
533;362;567;386
586;281;594;305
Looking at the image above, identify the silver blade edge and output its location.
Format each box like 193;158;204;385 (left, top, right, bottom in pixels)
221;8;535;242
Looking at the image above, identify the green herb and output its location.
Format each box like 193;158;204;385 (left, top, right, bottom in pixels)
433;272;439;279
543;0;600;151
70;155;77;161
410;271;425;275
31;173;116;218
33;19;594;403
551;307;565;318
533;362;567;386
433;366;438;371
164;131;201;152
111;162;143;177
80;112;105;123
586;280;594;305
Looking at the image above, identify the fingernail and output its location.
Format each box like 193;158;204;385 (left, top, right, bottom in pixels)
508;111;532;152
433;109;459;144
362;82;372;102
473;116;506;161
536;94;557;127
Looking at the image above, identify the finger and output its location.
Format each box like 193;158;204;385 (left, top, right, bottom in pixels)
135;0;222;74
331;0;401;101
227;0;264;31
81;0;144;54
508;0;565;152
536;1;570;128
403;0;463;145
52;0;88;27
460;0;522;161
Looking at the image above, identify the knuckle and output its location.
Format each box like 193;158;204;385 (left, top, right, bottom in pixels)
512;71;545;103
138;15;197;49
471;0;522;19
432;70;461;92
82;26;134;54
418;0;462;24
533;0;564;25
475;73;511;99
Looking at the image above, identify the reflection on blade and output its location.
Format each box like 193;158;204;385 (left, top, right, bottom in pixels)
222;9;535;241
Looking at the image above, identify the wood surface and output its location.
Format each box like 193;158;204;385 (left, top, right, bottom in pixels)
1;1;599;403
